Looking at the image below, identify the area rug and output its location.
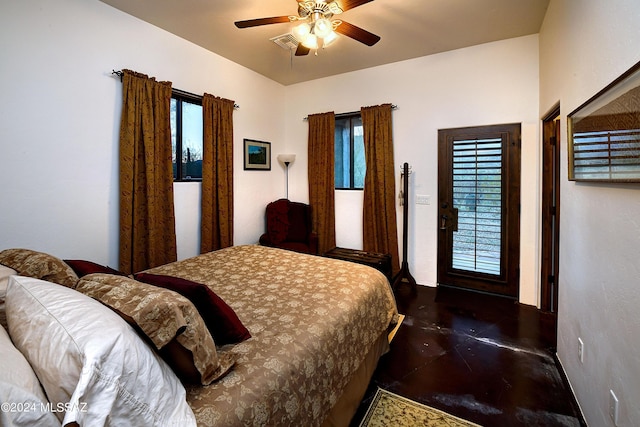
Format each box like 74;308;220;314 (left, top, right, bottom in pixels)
359;388;482;427
388;314;405;343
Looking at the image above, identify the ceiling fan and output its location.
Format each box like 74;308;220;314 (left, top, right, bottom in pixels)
234;0;380;56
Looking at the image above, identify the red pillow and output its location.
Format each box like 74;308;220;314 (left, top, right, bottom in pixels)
134;273;251;345
64;259;127;278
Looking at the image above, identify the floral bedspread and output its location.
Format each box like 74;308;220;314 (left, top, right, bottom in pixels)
144;245;397;426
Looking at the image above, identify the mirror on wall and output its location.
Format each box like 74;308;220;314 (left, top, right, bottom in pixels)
568;60;640;182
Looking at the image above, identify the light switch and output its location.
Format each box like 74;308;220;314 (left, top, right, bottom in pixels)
416;194;430;205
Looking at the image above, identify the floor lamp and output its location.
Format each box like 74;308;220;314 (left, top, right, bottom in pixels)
277;154;296;199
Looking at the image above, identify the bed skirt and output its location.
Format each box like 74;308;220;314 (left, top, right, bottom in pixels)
322;331;390;427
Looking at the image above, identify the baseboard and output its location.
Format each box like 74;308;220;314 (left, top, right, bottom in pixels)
552;353;588;427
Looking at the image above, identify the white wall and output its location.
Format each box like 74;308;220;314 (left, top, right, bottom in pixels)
0;1;543;305
539;1;640;426
4;0;639;423
0;0;286;265
285;35;541;305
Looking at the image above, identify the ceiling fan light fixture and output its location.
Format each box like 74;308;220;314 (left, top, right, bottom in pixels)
234;0;381;56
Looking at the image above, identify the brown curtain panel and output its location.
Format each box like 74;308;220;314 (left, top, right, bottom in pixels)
307;112;336;254
361;103;400;275
118;69;177;274
201;94;235;253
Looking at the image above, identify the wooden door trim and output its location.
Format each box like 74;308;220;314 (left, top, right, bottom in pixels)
540;106;561;312
437;123;521;298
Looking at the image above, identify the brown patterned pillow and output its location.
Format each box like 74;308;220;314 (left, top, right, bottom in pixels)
0;249;78;288
63;259;127;278
76;273;234;385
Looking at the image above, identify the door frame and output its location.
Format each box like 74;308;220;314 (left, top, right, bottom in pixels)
540;105;561;312
437;123;522;298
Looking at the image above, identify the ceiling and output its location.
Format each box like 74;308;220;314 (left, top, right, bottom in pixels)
99;0;550;86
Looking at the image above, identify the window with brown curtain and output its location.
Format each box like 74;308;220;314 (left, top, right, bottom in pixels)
335;113;365;189
361;104;400;276
118;69;177;274
308;111;337;254
200;94;235;253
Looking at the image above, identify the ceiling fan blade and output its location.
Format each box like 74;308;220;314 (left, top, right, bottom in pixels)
295;43;311;56
335;21;380;46
234;16;291;28
339;0;374;12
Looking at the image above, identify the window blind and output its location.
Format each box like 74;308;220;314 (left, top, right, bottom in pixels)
452;137;502;275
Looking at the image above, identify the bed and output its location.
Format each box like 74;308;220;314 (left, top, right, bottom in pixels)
0;245;397;427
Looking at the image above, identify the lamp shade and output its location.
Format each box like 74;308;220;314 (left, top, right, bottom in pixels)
277;154;296;165
293;22;311;40
314;18;333;38
323;31;339;47
302;33;318;49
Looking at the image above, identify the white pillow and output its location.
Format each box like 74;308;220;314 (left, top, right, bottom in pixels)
0;264;17;330
0;323;60;427
0;264;16;295
5;276;196;427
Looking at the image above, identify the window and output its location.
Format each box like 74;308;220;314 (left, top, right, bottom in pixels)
170;92;203;181
335;114;366;189
451;136;503;275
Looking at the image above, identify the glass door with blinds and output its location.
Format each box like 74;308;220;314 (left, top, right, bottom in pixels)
437;124;521;297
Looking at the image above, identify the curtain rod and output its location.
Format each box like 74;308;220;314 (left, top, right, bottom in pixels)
302;105;397;121
110;70;239;110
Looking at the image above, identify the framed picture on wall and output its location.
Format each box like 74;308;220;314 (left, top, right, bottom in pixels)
243;139;271;170
567;59;640;182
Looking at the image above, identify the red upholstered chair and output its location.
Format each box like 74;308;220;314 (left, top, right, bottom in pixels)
259;199;319;254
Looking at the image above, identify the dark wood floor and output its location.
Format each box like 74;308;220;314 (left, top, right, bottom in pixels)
350;284;585;427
